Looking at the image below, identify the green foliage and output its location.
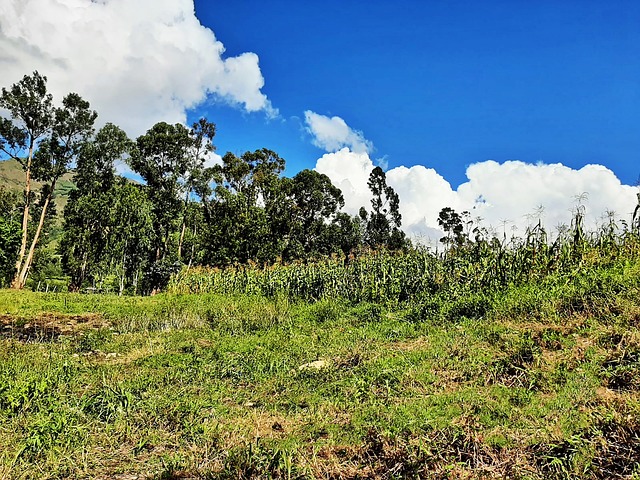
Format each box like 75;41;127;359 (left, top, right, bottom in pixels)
282;169;346;260
82;380;135;423
0;72;98;289
438;206;471;246
0;71;53;160
0;187;21;286
125;119;216;291
0;217;20;286
359;166;407;250
201;148;286;265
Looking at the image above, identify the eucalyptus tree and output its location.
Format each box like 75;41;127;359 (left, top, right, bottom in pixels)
284;169;345;259
129;122;189;262
108;182;154;294
438;207;467;246
0;71;54;287
15;93;98;288
200;148;286;265
0;72;97;288
359;166;407;250
212;148;285;206
129;120;215;264
328;212;364;256
61;123;132;291
177;118;216;260
127;120;216;292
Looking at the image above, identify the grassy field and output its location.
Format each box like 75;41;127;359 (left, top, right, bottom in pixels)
1;239;640;479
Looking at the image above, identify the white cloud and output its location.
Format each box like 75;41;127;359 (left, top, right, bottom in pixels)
203;151;224;170
455;161;636;237
304;111;373;154
0;0;276;137
311;117;637;244
315;148;373;212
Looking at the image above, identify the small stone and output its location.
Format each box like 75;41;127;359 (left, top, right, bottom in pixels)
298;360;328;370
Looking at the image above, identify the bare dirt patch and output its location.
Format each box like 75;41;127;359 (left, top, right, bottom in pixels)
0;312;109;342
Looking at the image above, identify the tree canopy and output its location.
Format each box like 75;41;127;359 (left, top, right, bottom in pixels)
0;71;414;293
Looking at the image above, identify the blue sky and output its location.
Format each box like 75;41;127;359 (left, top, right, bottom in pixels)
1;0;638;240
192;0;640;187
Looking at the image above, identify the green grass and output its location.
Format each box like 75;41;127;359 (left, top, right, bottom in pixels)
1;250;640;479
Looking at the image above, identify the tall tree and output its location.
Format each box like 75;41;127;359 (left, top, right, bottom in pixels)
437;207;467;246
359;166;407;250
0;71;54;287
108;183;154;295
61;123;132;291
327;212;364;257
129;120;214;264
201;148;286;265
0;72;97;289
13;92;97;288
128;120;215;292
284;169;345;259
177;118;216;260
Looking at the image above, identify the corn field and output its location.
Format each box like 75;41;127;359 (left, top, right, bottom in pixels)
168;219;640;305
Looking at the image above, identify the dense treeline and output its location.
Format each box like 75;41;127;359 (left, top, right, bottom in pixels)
0;72;408;293
2;72;639;295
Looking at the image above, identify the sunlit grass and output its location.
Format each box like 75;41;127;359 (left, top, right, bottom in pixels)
2;233;640;478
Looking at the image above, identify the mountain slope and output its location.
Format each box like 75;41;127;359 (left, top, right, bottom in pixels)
0;159;76;213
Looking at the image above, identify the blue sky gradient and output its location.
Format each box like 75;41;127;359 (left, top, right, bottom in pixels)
0;0;637;239
193;0;639;186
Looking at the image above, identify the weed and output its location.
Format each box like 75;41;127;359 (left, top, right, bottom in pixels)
82;380;135;422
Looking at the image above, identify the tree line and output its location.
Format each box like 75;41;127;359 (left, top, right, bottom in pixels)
0;72;408;293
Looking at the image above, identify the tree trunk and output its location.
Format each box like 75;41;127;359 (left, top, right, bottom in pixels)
178;221;186;260
186;223;198;272
11;145;34;289
68;251;88;292
177;189;190;260
15;179;56;289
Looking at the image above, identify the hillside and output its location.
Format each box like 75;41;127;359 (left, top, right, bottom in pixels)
0;159;76;214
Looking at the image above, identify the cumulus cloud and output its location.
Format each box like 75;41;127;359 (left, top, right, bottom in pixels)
304;111;373;154
311;117;637;244
0;0;276;137
455;161;636;237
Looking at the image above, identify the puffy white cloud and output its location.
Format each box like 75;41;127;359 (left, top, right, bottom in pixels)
318;153;637;243
304;111;373;154
386;164;463;242
0;0;276;137
315;148;373;212
311;117;637;244
455;161;637;237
